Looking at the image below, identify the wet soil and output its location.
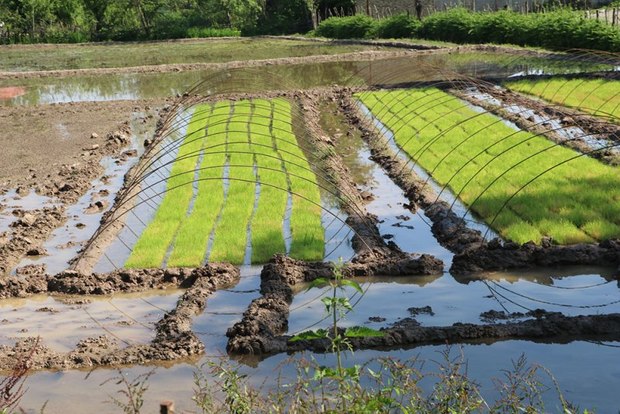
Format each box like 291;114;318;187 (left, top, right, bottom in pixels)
0;263;239;370
0;100;162;187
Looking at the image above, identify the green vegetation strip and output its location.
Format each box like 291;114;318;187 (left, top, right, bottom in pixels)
505;78;620;121
126;98;324;268
357;88;620;245
126;104;211;268
273;99;324;261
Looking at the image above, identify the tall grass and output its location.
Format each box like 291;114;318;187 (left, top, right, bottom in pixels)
358;88;620;245
125;104;210;268
506;78;620;121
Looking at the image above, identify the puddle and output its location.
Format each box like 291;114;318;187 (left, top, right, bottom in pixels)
0;289;181;352
463;86;619;154
0;190;56;233
356;101;499;240
1;51;614;107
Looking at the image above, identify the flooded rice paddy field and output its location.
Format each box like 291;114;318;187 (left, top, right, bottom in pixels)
0;39;619;412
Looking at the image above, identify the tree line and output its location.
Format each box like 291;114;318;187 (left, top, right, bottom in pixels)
0;0;357;43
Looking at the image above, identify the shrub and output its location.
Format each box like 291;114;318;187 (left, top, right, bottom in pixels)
371;13;421;39
315;15;376;38
418;8;479;43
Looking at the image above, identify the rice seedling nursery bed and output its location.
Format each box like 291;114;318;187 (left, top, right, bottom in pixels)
505;77;620;121
356;87;620;245
126;97;323;268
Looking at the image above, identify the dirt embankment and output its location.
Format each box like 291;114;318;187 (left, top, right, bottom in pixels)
296;89;396;256
285;311;620;353
0;264;239;370
227;254;443;355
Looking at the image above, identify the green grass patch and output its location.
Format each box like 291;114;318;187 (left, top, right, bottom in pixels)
357;88;620;245
505;78;620;122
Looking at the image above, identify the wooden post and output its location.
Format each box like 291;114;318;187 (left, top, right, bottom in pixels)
160;401;174;414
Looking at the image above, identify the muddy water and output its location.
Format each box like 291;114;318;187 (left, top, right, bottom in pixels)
0;190;56;233
0;289;181;352
1;51;614;107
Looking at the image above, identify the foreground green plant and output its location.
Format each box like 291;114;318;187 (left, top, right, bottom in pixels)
357;88;620;244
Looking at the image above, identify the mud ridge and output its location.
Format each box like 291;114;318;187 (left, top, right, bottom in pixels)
0;207;65;275
0;263;239;370
284;311;620;353
295;89;395;256
452;239;620;274
226;254;442;355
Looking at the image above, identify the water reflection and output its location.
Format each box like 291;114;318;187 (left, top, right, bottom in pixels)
1;51;615;107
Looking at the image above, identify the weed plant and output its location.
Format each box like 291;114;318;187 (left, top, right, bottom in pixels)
506;78;620;121
357;88;620;244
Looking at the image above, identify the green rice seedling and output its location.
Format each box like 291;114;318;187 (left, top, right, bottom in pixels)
166;101;231;267
209;101;257;264
272;98;324;261
506;78;620;121
125;103;211;268
357;88;620;244
249;99;289;263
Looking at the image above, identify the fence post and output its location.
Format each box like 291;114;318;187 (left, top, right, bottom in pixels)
160;400;174;414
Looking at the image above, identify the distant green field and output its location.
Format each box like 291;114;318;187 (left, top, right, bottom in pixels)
0;38;375;72
126;98;324;268
357;88;620;245
506;78;620;121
